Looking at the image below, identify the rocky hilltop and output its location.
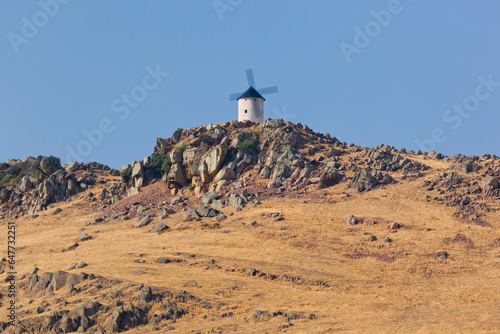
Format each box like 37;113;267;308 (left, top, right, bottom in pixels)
1;120;500;333
2;119;499;221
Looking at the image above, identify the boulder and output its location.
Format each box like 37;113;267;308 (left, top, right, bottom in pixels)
78;233;92;241
482;176;499;192
47;270;69;292
167;164;188;186
134;215;154;228
202;191;219;204
149;222;169;233
317;170;339;189
346;215;362;226
196;208;219;217
228;193;243;207
170;196;183;205
137;285;152;302
19;175;33;192
131;161;144;187
214;167;236;182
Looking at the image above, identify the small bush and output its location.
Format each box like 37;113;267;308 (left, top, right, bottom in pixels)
121;167;132;184
161;155;172;175
161;142;172;154
237;139;258;155
43;156;61;172
208;222;221;230
0;174;15;187
0;162;10;170
198;133;212;144
149;152;172;177
176;144;187;152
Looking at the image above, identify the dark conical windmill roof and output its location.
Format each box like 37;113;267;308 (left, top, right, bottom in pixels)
237;86;265;100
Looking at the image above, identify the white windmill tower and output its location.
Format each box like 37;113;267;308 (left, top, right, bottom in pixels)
229;69;278;122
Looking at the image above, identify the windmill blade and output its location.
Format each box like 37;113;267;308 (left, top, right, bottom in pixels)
257;86;279;96
229;91;244;101
246;69;256;88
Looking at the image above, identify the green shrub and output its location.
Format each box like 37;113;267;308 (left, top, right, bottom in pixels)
149;152;172;176
176;144;187;152
44;156;61;171
198;133;211;144
121;167;132;184
0;174;15;187
0;162;10;170
161;155;172;175
161;142;172;154
237;139;258;155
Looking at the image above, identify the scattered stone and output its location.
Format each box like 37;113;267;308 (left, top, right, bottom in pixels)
388;222;403;230
67;263;78;270
157;257;171;264
62;243;79;252
346;215;362;226
437;251;449;259
170;196;183;205
78;233;92;242
91;217;105;224
53;208;62;215
134;215;154;228
368;235;377;241
149;222;170;233
383;237;392;243
76;261;87;269
202;191;219;204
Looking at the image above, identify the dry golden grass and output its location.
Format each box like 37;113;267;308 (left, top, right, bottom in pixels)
1;164;500;333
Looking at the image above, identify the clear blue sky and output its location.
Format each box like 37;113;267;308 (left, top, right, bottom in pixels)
1;1;499;169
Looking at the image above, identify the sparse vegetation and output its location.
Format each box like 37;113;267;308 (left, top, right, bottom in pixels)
0;162;10;170
176;143;187;152
237;139;258;155
161;142;172;154
198;133;212;144
161;155;172;174
0;174;15;187
42;156;61;173
120;166;132;184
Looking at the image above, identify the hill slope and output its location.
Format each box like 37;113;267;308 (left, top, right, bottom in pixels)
1;120;500;333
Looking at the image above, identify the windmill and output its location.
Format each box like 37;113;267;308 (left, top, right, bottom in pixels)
230;69;278;122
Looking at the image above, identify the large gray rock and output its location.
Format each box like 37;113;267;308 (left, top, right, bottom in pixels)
214;166;236;182
317;170;339;189
131;161;144;187
228;193;243;207
18;175;33;192
134;215;154;228
199;144;228;182
202;191;219;204
196;208;219;217
482;176;499;191
149;222;169;233
259;166;271;179
167;164;187;186
47;270;69;292
170;196;183;205
78;233;92;241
